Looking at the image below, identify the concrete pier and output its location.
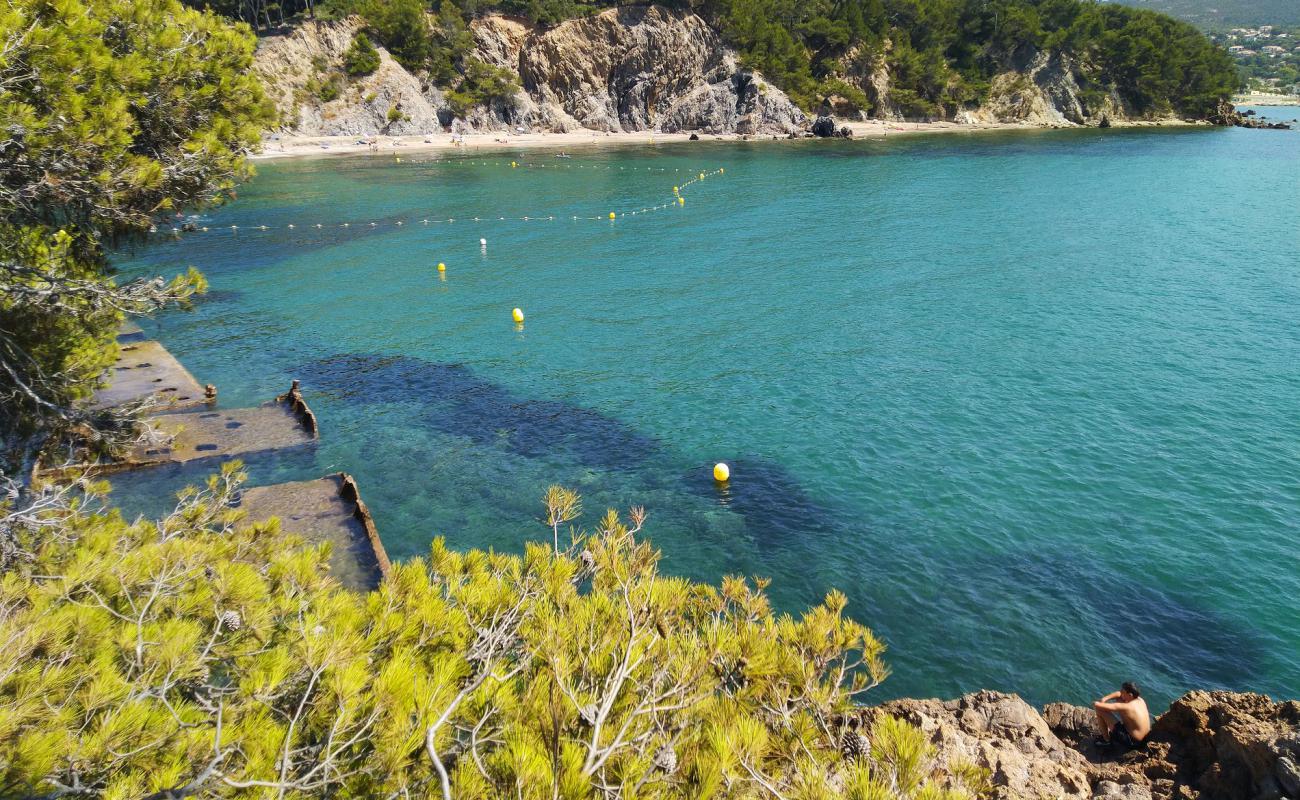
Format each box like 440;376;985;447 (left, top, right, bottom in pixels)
79;326;394;593
238;473;391;591
123;402;316;468
93;339;210;411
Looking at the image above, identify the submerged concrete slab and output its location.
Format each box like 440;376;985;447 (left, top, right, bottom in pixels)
127;403;316;467
94;339;209;411
238;474;390;591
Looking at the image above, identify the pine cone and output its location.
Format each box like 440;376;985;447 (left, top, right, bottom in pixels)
219;610;242;632
579;703;599;727
839;731;870;761
653;743;678;774
579;549;596;572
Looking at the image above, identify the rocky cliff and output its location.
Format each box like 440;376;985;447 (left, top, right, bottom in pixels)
252;5;1213;139
869;690;1300;800
954;50;1128;128
255;7;806;137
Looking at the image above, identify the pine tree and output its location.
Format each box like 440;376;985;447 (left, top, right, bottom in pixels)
0;472;990;799
0;0;272;469
343;32;381;75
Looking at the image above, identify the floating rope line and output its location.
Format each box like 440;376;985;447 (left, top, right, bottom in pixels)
148;166;726;237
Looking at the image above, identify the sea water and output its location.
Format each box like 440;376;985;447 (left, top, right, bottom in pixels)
112;119;1300;710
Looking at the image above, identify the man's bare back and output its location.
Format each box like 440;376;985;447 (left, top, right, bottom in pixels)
1093;681;1151;747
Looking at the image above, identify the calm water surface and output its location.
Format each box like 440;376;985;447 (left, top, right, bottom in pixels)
114;118;1300;709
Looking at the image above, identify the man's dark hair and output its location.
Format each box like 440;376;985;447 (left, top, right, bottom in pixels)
1122;681;1140;698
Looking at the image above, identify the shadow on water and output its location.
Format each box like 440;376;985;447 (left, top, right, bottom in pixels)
862;540;1272;706
297;353;843;555
301;354;657;472
1010;547;1271;693
685;455;842;550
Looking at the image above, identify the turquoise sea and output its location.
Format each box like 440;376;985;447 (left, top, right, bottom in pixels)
113;114;1300;711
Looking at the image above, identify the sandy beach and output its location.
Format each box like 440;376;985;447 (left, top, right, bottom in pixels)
252;117;1204;160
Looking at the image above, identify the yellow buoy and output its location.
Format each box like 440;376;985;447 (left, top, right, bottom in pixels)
437;262;446;272
609;212;617;219
720;168;724;173
699;172;705;179
512;307;525;324
678;197;685;205
713;462;730;482
673;186;679;193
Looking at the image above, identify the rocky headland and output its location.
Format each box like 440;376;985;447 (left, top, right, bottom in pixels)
254;5;1225;142
868;690;1299;800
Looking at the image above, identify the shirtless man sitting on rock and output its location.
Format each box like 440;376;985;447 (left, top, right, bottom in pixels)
1093;681;1151;748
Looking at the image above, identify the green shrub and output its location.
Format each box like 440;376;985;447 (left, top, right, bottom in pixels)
820;77;873;115
309;73;344;102
359;0;434;69
343;32;381;76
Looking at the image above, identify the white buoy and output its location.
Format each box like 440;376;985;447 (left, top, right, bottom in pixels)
480;238;487;245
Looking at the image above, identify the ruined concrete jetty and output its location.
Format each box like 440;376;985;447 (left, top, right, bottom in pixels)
123;399;317;469
238;473;391;591
77;326;318;473
94;338;210;411
80;326;392;592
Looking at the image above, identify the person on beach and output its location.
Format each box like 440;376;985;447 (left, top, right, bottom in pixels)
1093;681;1151;748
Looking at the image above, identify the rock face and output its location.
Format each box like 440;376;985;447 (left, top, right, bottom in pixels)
253;18;442;136
256;7;805;136
1053;691;1300;800
955;50;1124;127
879;690;1300;800
810;115;837;137
514;6;803;134
877;691;1094;799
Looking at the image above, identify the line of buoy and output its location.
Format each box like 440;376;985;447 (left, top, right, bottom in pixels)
151;167;726;237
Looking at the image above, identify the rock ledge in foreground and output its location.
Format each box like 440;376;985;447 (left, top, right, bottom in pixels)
869;690;1300;800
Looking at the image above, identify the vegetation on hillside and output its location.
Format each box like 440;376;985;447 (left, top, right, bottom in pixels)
188;0;1240;120
0;0;272;472
0;468;988;799
343;32;382;75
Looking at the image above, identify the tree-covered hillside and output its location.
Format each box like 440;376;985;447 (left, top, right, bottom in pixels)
1109;0;1300;30
193;0;1240;120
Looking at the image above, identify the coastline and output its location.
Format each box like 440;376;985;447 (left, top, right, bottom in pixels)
251;117;1207;160
1233;93;1300;107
